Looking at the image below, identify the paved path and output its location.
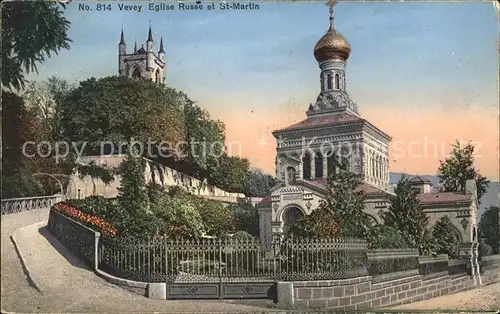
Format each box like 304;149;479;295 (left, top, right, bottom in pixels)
389;281;500;311
1;210;272;313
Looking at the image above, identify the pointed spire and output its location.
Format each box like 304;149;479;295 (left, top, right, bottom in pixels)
120;25;125;44
328;0;337;30
134;40;137;53
147;22;153;42
159;37;164;53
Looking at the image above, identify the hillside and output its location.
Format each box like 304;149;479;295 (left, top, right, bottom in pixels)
389;172;499;220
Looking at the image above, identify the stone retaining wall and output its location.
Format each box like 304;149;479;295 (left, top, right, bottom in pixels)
278;264;500;310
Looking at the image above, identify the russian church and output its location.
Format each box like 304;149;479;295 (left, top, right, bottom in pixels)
118;26;166;85
258;2;479;251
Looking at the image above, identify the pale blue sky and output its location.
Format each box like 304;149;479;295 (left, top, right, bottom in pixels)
30;1;498;112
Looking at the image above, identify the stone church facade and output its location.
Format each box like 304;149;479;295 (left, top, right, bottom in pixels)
258;4;478;250
118;27;166;84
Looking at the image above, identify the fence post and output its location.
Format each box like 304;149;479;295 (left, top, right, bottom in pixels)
218;238;223;300
165;237;169;299
94;232;101;271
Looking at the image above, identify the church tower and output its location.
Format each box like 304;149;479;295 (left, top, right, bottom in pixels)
118;26;166;85
272;0;393;190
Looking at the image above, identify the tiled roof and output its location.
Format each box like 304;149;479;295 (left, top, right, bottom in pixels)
416;192;471;205
300;179;391;196
273;113;361;133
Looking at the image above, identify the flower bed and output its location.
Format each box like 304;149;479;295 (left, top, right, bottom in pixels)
53;202;117;237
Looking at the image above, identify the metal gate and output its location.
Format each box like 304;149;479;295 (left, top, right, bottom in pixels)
165;239;277;300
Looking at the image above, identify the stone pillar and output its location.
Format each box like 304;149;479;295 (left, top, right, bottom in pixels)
322;156;328;178
310;152;315;179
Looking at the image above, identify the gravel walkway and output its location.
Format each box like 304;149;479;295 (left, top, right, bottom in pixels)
389;281;500;311
1;211;272;313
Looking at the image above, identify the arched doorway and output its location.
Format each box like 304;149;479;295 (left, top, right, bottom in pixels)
132;67;141;79
282;206;304;235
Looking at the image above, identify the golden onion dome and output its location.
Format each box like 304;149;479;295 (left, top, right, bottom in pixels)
313;27;351;63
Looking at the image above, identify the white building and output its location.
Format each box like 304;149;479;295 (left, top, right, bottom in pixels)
118;27;166;85
258;3;478;249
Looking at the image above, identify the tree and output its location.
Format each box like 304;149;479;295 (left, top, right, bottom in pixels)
247;168;277;197
183;97;226;178
23;76;74;141
2;1;71;90
438;141;490;204
288;206;339;239
384;175;429;249
209;153;251;194
432;216;460;258
60;76;185;156
318;168;371;239
233;203;260;237
367;225;409;249
115;152;152;236
150;195;206;239
478;206;500;254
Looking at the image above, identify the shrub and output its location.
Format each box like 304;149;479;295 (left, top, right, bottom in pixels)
150;195;206;239
66;195;118;221
368;225;410;249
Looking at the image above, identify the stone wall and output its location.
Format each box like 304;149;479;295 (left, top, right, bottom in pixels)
65;155;245;202
47;209;100;268
278;257;500;310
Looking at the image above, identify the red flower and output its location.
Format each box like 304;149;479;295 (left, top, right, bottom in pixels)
53;203;117;237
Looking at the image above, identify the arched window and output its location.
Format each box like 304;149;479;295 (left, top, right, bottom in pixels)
327;152;336;176
321;76;325;91
286;167;296;185
341;156;349;171
132;67;141;79
155;69;160;85
314;152;323;178
327;74;332;90
302;153;311;179
335;73;340;89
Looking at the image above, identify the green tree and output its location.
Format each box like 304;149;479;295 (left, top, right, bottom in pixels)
196;199;235;237
2;1;71;90
247;168;277;197
60;76;185;155
318;168;371;239
432;216;460;258
367;225;409;249
209;154;251;194
183;97;226;177
115;153;151;236
438;141;490;204
384;175;429;249
478;206;500;254
23;76;74;141
288;206;339;239
150;195;206;239
233;203;260;237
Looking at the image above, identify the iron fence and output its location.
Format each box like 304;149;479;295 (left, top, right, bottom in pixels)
97;235;369;283
1;194;63;215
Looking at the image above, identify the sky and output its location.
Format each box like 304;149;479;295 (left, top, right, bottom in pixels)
28;1;499;180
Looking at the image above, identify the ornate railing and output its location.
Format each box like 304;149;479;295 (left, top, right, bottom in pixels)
1;194;63;215
97;235;369;283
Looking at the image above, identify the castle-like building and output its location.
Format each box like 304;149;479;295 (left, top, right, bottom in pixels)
118;27;166;85
258;2;478;251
